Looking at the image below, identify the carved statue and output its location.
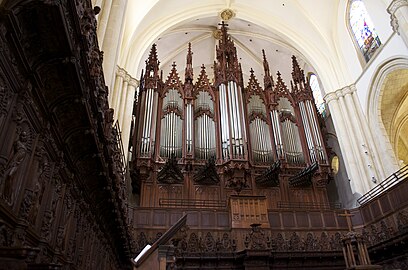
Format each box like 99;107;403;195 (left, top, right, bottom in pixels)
29;153;51;224
1;131;29;204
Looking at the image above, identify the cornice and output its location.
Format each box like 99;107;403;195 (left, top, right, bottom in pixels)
387;0;408;34
116;66;139;87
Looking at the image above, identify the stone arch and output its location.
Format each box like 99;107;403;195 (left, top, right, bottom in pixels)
367;56;408;173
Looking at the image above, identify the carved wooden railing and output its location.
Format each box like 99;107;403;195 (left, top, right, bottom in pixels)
277;201;342;210
159;198;227;208
358;165;408;205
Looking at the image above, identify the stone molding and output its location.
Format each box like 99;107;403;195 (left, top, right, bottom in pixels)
387;0;408;34
116;66;139;86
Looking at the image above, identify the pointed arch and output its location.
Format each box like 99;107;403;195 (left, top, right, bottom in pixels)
367;56;408;176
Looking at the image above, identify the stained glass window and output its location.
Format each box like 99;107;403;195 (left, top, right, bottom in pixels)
309;74;326;116
349;0;381;62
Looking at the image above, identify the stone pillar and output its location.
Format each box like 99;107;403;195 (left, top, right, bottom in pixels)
388;0;408;48
121;78;138;161
118;74;129;126
112;67;126;114
109;66;138;162
96;0;112;48
325;85;383;198
100;0;127;90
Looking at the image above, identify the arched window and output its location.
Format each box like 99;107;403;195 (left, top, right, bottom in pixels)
349;0;381;63
309;74;326;117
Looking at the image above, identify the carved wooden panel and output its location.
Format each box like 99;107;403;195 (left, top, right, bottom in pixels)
230;195;269;228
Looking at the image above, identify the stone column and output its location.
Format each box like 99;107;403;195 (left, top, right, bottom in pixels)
100;0;127;89
325;85;383;197
121;78;138;161
96;0;112;48
112;67;126;114
117;74;129;127
110;66;138;162
388;0;408;47
326;91;363;195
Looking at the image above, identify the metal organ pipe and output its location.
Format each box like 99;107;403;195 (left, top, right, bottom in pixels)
286;120;296;163
151;91;158;155
186;103;192;153
262;121;267;162
206;115;208;157
194;106;218;160
274;111;282;157
236;87;244;157
227;81;236;157
219;84;230;159
263;121;268;162
143;89;153;155
257;119;262;162
195;117;200;158
299;101;316;162
202;114;205;159
147;89;154;152
255;120;260;162
240;91;247;152
306;100;325;162
230;82;239;157
178;114;182;157
141;89;149;154
250;122;256;162
259;120;264;162
140;91;147;154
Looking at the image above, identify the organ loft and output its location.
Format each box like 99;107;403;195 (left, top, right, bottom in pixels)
130;22;331;236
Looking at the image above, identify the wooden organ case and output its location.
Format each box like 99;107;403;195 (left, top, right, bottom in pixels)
129;23;332;255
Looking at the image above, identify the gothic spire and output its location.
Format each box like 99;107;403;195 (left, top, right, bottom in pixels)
291;55;305;86
185;42;193;83
262;49;274;89
214;21;242;86
143;44;161;89
290;55;313;101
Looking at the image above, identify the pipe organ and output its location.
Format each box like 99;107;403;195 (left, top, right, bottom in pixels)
130;23;331;212
195;90;216;160
160;77;184;158
137;44;160;158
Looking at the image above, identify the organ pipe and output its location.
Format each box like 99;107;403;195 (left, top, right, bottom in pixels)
299;101;316;162
160;89;183;158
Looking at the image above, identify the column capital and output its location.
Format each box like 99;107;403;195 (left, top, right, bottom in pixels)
324;92;338;104
324;84;356;103
341;84;356;96
116;66;127;78
129;78;139;88
124;74;131;83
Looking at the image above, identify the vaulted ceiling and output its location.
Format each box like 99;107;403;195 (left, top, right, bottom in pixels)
117;0;390;92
